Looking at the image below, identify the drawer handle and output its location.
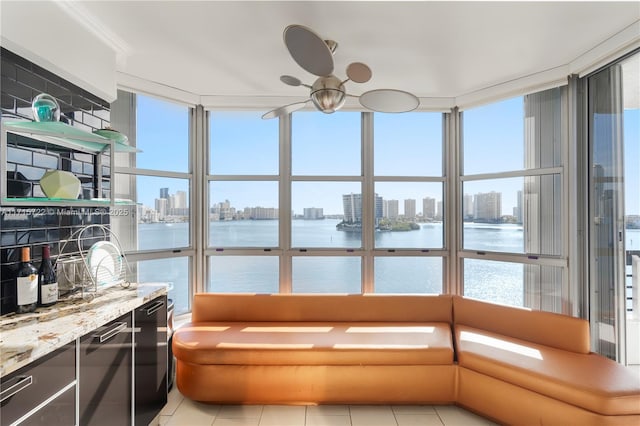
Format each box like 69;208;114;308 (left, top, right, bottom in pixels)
145;300;165;316
98;322;127;343
0;375;33;402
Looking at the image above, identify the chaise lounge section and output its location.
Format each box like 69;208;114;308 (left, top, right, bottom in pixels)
453;296;640;425
173;293;640;424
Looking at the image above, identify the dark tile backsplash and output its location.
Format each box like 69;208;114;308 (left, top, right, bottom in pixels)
1;48;112;314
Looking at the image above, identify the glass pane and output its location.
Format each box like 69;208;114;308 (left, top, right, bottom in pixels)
374;257;442;293
292;181;361;248
374;112;442;176
463;258;566;313
209;256;278;293
209;181;278;247
113;174;190;251
462;176;562;256
292;257;361;293
136;257;190;315
589;62;628;361
136;94;189;173
463;89;564;175
375;182;443;249
292;112;361;176
210;111;278;174
463;96;525;175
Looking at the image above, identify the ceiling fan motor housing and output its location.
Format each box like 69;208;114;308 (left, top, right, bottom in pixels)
310;75;346;113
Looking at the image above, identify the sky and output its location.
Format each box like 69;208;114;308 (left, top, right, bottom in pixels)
134;93;639;217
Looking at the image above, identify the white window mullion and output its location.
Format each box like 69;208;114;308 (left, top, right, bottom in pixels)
192;105;206;295
362;112;374;293
280;113;292;293
448;108;462;295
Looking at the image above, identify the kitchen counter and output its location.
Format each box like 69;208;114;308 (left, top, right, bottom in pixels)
0;283;168;377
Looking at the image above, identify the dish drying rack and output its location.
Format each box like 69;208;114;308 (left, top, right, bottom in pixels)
56;224;131;300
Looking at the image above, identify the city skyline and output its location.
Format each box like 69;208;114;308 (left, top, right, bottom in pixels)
140;186;522;224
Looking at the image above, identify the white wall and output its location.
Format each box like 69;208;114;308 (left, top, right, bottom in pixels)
0;1;118;102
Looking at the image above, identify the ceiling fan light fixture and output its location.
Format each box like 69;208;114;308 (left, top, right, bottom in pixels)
310;75;346;114
311;88;346;113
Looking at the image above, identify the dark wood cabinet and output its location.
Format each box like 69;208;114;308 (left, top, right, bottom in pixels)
134;296;168;426
19;386;75;426
0;343;75;426
1;294;168;425
79;312;132;426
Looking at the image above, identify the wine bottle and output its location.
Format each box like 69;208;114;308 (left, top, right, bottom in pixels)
16;247;38;313
38;245;58;307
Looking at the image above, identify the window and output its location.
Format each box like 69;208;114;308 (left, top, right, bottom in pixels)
375;257;442;294
373;112;445;293
292;112;361;176
463;259;566;311
289;112;364;292
208;111;280;291
205;110;447;295
209;256;279;293
460;88;568;314
291;181;361;248
210;111;278;175
209;181;278;248
112;92;192;314
292;256;361;293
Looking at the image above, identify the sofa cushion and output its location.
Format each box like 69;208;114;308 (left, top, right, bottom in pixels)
173;321;454;366
191;294;453;323
453;296;590;353
455;325;640;416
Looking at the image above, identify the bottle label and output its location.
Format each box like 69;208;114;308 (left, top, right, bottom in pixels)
17;275;38;305
41;282;58;304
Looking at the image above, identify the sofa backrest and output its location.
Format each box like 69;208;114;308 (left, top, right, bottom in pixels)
452;296;590;354
192;293;453;323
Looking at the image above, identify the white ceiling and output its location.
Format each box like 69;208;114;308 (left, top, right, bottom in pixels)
50;1;640;106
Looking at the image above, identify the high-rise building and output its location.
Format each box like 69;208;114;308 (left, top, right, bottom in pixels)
514;190;523;224
423;197;436;220
463;194;474;220
303;207;324;220
374;194;383;222
343;193;362;223
155;198;168;220
342;193;383;223
404;199;416;219
384;199;399;220
160;187;169;199
474;191;502;222
436;201;444;220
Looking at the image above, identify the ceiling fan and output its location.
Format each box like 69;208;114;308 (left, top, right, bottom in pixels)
262;24;420;119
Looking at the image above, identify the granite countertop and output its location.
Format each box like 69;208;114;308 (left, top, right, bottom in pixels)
0;283;168;377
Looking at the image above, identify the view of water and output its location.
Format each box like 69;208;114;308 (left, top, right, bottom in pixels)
137;220;640;314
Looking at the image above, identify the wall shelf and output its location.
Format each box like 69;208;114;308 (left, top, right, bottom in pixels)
0;119;126;207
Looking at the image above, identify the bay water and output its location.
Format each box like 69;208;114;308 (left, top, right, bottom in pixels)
137;219;640;314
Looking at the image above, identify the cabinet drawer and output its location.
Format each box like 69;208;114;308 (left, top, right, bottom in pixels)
0;342;75;426
80;312;132;426
19;385;75;426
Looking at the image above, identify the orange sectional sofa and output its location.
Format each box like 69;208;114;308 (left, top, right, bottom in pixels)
173;293;640;425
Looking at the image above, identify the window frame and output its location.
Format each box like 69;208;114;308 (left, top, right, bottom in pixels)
457;87;570;314
113;92;196;314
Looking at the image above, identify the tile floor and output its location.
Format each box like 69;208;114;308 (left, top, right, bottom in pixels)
153;387;498;426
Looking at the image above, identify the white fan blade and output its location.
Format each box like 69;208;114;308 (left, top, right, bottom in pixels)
262;101;309;120
359;89;420;113
346;62;372;83
283;25;334;77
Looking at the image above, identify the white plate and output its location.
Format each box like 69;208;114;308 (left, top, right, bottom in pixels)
87;241;123;286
